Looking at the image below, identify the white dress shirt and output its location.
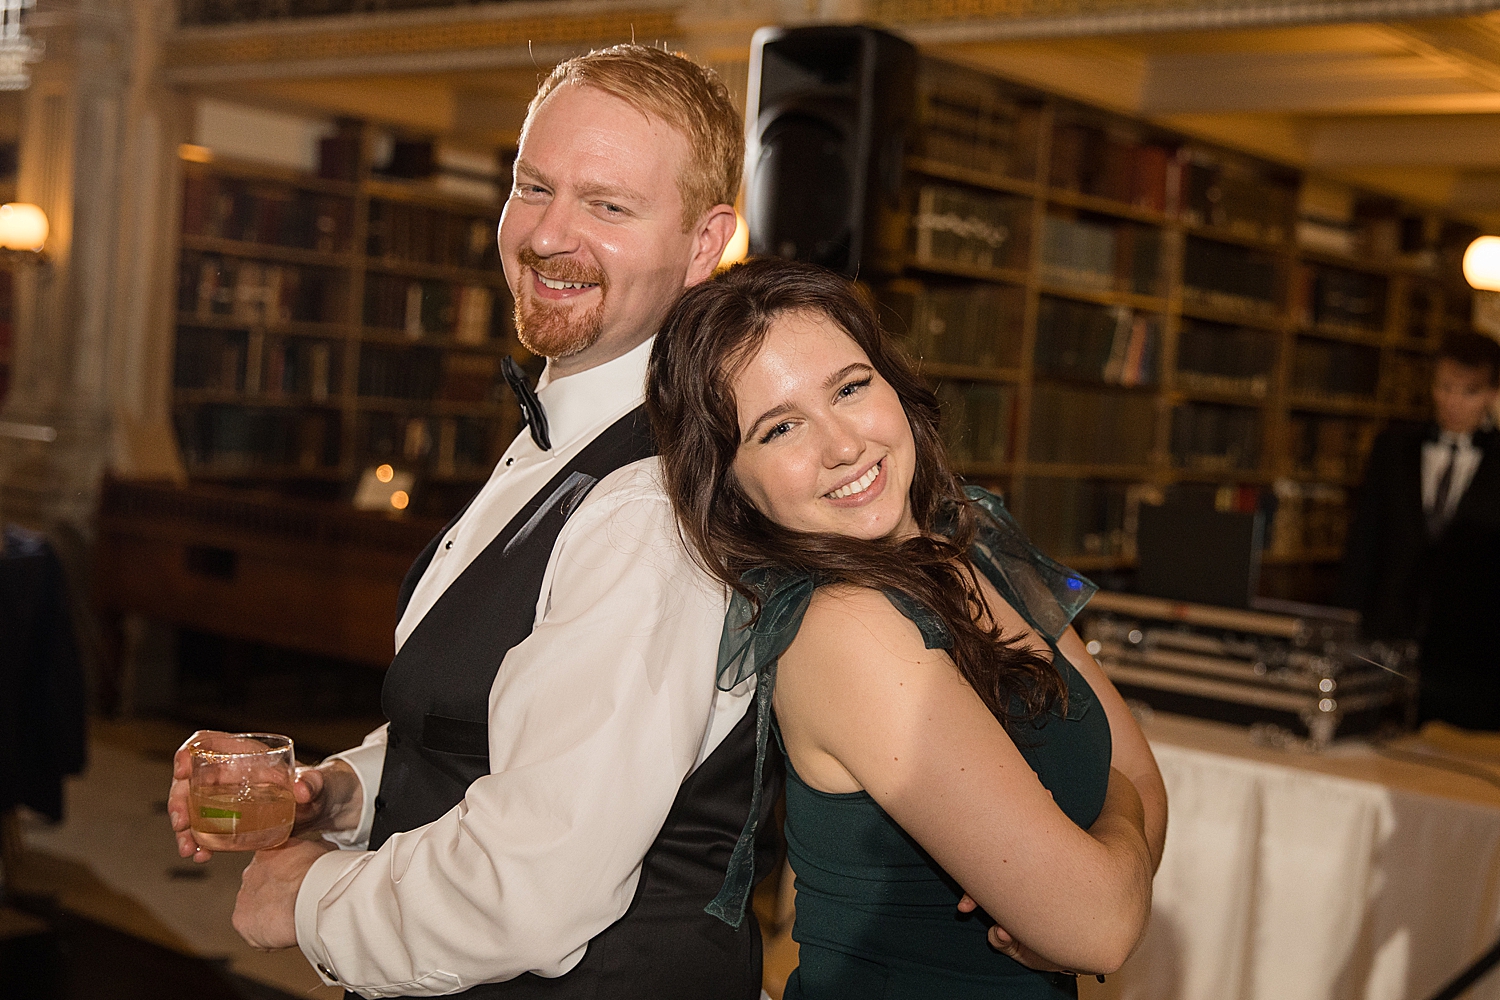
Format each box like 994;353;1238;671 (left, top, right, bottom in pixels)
294;338;752;997
1421;430;1483;524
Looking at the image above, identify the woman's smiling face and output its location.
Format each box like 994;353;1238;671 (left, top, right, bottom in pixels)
730;309;919;541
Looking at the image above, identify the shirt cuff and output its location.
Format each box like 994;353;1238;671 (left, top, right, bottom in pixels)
296;846;373;988
320;725;387;850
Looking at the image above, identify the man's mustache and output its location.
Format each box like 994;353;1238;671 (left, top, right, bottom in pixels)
516;248;606;289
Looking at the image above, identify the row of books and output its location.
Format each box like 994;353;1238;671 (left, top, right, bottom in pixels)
1039;214;1163;297
174;328;341;400
364;272;504;342
1028;384;1156;466
935;380;1015;464
366;199;501;270
182;174;354;253
1403;284;1437;340
1267;480;1350;557
1017;479;1351;564
1385;353;1432;409
1175;318;1277;397
1179;153;1296;244
1292;263;1388;332
1443;285;1473;323
1298;201;1454;268
358;412;497;476
1181;236;1281;318
178;251;346;326
357;344;505;403
0;269;10;405
174;328;248;393
1291;338;1381;399
1016;478;1151;561
913;59;1041;181
881;281;1026;369
1049;123;1171;214
1284;413;1379;482
911;184;1031;274
1035;297;1160;386
1015;479;1352;563
1170;402;1261;472
174;404;342;473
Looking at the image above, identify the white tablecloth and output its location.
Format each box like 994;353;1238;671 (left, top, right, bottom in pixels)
1085;716;1500;1000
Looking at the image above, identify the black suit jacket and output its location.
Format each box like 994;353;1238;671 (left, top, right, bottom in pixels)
1340;423;1500;725
1341;423;1500;638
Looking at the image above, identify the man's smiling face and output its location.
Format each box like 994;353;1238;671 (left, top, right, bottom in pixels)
499;82;704;376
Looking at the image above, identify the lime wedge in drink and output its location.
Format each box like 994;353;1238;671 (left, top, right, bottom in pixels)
199;806;242;819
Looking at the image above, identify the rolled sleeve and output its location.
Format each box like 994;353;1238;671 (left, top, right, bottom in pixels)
292;460;728;995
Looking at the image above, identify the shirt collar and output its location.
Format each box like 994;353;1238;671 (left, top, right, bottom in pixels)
533;336;653;450
1436;429;1474;449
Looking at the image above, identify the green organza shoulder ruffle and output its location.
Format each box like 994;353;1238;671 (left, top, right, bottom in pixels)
704;486;1097;927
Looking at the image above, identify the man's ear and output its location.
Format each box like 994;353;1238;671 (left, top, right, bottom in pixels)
685;204;739;287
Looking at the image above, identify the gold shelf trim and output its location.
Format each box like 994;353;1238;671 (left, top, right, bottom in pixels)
874;0;1500;32
167;10;678;69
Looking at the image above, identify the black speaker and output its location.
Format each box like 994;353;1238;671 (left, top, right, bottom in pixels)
745;25;917;278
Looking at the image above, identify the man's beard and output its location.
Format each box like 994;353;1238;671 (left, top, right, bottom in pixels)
512;248;607;360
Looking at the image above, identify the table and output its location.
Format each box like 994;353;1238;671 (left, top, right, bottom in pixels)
1085;714;1500;1000
93;477;438;671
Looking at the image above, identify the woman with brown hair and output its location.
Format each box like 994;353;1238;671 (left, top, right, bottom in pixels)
647;258;1166;999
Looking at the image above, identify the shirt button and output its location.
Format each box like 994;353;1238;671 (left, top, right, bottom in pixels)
505;457;515;466
317;963;340;982
445;540;453;550
374;795;386;812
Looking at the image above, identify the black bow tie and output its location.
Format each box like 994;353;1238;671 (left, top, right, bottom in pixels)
503;356;551;451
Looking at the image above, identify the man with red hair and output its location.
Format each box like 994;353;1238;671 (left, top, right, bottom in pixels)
168;46;778;999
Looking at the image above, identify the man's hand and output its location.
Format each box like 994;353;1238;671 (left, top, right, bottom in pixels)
232;836;337;950
170;732;362;863
290;759;363;836
169;730;221;863
957;894;1072;973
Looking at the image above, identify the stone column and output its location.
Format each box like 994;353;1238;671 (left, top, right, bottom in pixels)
0;0;184;541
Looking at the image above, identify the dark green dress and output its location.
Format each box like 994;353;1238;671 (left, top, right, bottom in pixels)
781;646;1112;1000
705;489;1113;998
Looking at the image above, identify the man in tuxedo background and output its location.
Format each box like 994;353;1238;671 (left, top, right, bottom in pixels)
1341;331;1500;730
166;45;782;999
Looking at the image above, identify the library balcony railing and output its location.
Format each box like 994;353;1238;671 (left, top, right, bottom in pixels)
178;0;554;28
872;0;1500;36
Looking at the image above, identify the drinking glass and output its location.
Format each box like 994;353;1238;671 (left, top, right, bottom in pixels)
187;733;297;851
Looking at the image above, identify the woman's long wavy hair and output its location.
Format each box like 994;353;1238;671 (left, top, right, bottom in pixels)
647;258;1066;728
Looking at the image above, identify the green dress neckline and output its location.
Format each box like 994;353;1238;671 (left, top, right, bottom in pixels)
705;487;1096;927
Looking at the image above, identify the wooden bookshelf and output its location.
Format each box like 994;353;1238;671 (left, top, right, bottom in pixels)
0;173;16;409
885;56;1476;580
169;137;524;519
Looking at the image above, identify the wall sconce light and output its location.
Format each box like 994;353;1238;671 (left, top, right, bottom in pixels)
718;210;749;270
1464;236;1500;292
0;201;48;259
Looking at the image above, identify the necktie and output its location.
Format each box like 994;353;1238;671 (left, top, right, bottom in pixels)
502;356;551;451
1428;439;1460;537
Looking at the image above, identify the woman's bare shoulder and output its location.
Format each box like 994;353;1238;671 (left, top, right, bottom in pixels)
802;585;929;646
782;584;947;689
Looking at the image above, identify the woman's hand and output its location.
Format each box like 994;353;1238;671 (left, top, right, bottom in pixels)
956;894;1072;973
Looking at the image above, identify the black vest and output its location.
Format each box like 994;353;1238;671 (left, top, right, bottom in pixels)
360;407;782;1000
